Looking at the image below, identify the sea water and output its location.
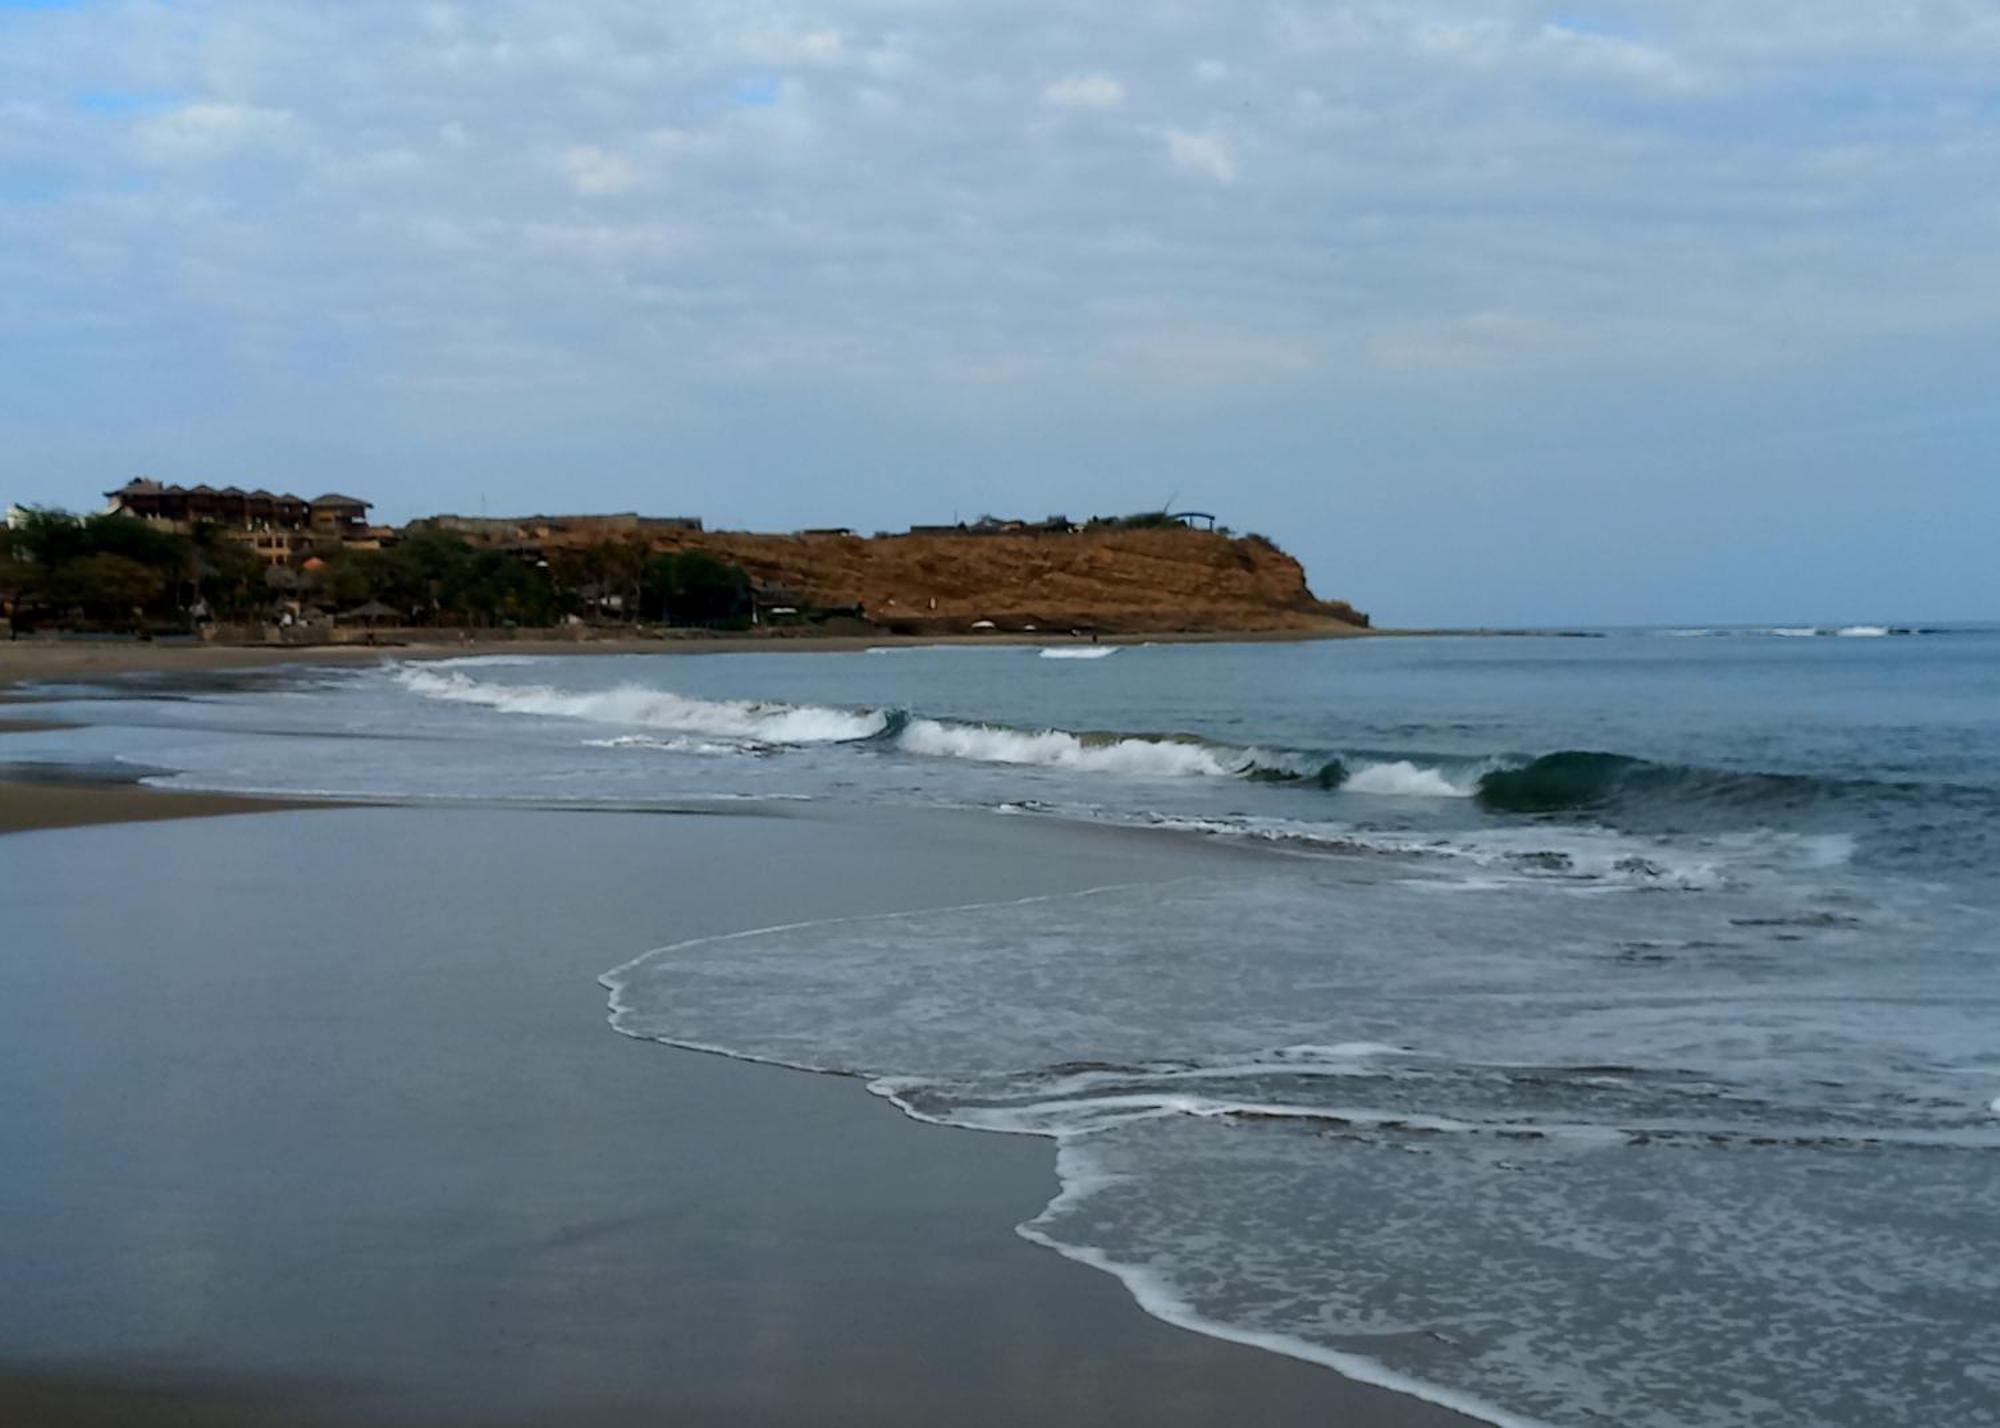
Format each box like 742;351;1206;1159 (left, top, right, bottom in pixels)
12;627;1999;1426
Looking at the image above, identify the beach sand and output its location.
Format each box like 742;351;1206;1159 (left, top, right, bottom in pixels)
0;800;1473;1427
1;715;325;834
0;774;320;836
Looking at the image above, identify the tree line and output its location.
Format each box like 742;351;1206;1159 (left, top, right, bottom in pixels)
2;509;754;633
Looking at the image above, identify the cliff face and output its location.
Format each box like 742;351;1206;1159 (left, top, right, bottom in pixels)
634;527;1367;634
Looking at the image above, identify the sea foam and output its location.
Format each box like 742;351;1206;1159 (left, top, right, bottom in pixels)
395;666;888;744
1341;759;1477;798
895;718;1257;778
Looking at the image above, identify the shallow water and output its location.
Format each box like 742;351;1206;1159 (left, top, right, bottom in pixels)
12;627;2000;1426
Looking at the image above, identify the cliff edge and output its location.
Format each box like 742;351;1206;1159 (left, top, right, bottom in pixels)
634;526;1368;635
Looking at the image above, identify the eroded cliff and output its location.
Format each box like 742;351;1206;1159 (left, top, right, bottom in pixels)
632;526;1367;634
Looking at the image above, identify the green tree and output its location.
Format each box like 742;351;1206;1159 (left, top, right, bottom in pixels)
643;550;750;624
6;508;191;626
59;553;167;623
318;546;391;609
188;523;269;617
604;537;650;620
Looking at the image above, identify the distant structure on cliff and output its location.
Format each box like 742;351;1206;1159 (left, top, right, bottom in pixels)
414;513;705;544
907;515;1077;537
904;511;1218;537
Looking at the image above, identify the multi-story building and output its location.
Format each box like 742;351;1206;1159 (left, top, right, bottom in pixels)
103;480;379;566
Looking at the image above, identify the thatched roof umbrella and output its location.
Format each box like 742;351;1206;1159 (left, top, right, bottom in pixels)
339;600;399;626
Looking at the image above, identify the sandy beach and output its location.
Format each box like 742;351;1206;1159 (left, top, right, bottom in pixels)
1;778;1471;1428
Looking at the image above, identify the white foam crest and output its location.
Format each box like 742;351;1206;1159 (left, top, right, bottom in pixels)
1040;646;1119;660
1769;627;1821;638
1132;811;1736;890
1342;759;1477;798
896;718;1262;779
583;734;750;758
1836;625;1890;637
1278;1041;1413;1059
394;666;887;744
1007;1062;1398;1105
423;654;547;668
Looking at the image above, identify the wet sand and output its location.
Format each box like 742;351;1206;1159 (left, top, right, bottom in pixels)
0;803;1473;1428
0;718;327;835
0;775;320;836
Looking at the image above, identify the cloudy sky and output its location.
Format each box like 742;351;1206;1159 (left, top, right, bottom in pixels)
3;1;1996;624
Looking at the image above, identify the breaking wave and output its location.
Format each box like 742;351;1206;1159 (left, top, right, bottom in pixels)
1666;627;1940;639
1342;759;1478;798
422;654;551;668
582;734;757;758
1770;625;1911;638
1040;647;1119;660
895;718;1307;780
394;666;890;744
395;667;1963;828
892;721;1476;795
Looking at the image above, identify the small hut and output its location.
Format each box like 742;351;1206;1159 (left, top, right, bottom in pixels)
338;600;399;627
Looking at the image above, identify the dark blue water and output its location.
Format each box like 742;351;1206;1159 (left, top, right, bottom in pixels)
11;627;1999;1426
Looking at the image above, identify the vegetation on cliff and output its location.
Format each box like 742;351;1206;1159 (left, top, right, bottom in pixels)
5;506;1363;636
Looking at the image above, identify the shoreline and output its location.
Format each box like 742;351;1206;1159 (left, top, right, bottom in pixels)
0;801;1478;1427
0;681;1478;1425
0;777;323;837
0;720;332;835
0;623;1370;691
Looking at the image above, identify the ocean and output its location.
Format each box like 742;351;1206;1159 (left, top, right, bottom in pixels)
13;626;1999;1427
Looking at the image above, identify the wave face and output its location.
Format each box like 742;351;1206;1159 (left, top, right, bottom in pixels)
1472;749;1891;818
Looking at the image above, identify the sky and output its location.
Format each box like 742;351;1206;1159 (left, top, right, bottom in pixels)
1;0;1996;626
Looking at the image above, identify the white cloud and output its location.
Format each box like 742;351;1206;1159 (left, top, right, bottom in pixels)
1369;312;1586;376
1531;24;1701;92
7;0;2000;410
1163;128;1235;183
1043;73;1125;111
560;144;642;197
1114;327;1318;386
739;23;846;68
521;221;688;263
133;102;294;164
